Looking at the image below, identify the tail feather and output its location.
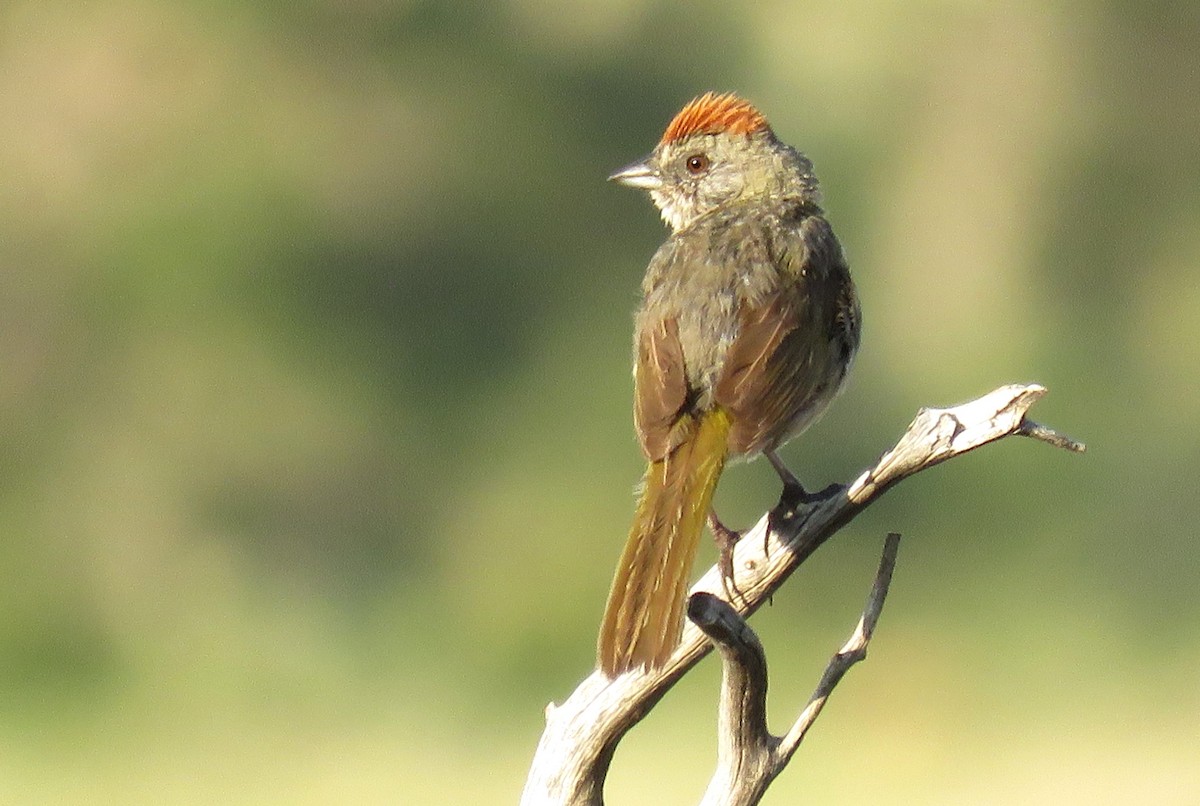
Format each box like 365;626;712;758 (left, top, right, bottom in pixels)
598;409;731;676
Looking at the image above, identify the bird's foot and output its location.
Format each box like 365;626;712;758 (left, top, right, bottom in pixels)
782;480;845;508
764;451;847;558
707;510;748;607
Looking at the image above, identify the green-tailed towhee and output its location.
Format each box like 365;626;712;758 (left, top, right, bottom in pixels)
598;92;861;676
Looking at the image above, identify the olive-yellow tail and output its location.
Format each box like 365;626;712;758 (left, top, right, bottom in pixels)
597;409;731;676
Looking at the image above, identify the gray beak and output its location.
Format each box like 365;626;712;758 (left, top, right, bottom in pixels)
608;158;662;190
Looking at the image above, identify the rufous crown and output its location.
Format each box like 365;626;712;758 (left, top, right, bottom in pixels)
659;92;772;145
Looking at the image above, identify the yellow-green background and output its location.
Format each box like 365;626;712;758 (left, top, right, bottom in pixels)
1;1;1196;803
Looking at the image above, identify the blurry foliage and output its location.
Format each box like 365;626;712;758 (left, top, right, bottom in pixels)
0;0;1198;803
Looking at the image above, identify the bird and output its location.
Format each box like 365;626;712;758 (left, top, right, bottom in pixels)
597;92;860;677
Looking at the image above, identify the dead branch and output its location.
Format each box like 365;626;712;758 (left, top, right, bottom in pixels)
692;532;900;806
520;383;1083;806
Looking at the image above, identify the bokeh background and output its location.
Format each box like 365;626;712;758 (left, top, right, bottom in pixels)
1;1;1197;803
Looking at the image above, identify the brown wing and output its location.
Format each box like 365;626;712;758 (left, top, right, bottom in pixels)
714;289;839;456
633;317;693;461
714;207;859;455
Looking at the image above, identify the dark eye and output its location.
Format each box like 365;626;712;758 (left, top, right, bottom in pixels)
685;153;709;174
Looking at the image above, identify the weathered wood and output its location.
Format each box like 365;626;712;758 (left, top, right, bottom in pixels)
521;383;1083;805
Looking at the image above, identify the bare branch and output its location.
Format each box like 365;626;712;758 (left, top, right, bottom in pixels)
778;532;900;760
685;534;899;806
521;384;1082;806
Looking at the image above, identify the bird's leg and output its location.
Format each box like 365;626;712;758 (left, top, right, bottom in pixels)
764;449;846;553
765;449;845;507
765;449;809;502
707;509;747;607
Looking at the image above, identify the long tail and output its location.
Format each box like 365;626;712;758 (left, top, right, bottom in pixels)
597;408;731;676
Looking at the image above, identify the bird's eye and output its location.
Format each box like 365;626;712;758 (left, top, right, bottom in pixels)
685;153;709;174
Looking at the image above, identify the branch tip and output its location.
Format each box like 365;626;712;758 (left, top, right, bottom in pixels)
1017;419;1087;453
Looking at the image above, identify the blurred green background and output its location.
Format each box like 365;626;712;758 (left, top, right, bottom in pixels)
1;1;1197;803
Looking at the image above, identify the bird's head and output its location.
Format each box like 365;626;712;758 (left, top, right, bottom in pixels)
610;92;819;232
